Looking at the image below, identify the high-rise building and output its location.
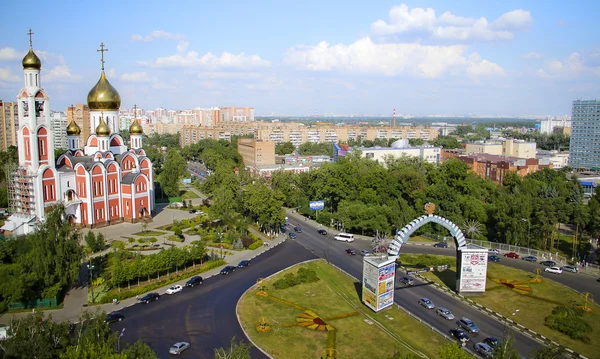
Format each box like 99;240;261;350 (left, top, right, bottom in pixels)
66;104;91;146
0;100;19;151
540;116;571;135
219;106;254;123
569;100;600;170
50;111;68;149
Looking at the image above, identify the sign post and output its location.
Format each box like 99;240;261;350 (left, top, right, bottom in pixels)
362;256;396;312
456;244;489;294
309;200;324;221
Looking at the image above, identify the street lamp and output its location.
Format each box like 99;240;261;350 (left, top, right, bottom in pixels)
87;263;95;304
521;218;531;250
117;328;126;352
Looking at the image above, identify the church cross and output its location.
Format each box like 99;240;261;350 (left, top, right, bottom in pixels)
133;104;138;120
27;29;34;47
97;42;108;71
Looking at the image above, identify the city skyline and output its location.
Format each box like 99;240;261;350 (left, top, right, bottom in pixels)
0;1;599;117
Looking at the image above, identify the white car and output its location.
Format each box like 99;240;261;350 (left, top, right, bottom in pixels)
169;342;190;355
544;266;562;274
488;249;499;254
166;285;183;294
436;307;455;320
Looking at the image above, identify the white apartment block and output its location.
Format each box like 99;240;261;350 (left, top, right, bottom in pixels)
358;140;441;165
537;150;570;169
465;139;537;159
50;111;68;149
540;116;571;135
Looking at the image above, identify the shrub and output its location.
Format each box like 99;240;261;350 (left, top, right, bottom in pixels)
241;236;254;248
167;235;183;242
248;240;263;250
128;237;135;244
137;238;146;244
272;268;320;290
149;237;157;243
111;241;126;250
545;306;592;343
297;268;320;283
173;226;183;236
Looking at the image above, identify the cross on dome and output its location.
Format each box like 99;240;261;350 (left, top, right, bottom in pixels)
27;29;34;48
97;42;108;71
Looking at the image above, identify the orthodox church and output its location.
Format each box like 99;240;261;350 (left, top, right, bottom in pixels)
2;32;154;235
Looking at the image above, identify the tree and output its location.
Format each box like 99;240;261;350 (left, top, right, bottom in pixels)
492;332;520;359
528;346;563;359
214;338;251;359
275;141;296;155
160;149;187;198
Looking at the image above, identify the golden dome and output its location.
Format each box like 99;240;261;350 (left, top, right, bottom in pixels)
66;120;81;136
87;71;121;111
129;119;143;135
95;118;111;137
22;47;42;70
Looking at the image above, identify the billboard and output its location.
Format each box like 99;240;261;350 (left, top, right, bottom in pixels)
362;257;396;312
457;250;488;293
309;200;325;211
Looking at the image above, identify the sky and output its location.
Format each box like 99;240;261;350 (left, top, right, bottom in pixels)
1;0;599;117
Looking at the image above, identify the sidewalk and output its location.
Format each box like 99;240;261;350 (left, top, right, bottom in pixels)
0;231;286;326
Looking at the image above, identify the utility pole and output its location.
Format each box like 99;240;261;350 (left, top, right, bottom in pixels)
87;262;95;304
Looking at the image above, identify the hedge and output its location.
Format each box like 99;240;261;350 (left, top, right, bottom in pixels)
248;240;264;250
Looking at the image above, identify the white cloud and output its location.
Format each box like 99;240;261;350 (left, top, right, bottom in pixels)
105;68;116;78
140;51;271;69
197;71;262;80
151;82;175;90
537;52;600;78
0;67;20;82
370;4;531;42
522;52;544;60
120;72;158;83
0;47;24;61
245;75;284;91
44;65;81;83
466;53;506;79
131;30;185;43
177;41;189;52
284;37;504;80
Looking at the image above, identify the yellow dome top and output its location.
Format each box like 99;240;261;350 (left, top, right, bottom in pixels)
129;119;143;135
22;47;42;70
87;71;121;111
95;118;111;137
66;120;81;136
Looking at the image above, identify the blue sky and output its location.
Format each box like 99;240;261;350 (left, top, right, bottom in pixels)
1;0;599;116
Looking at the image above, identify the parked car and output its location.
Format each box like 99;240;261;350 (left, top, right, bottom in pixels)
545;266;562;274
317;229;327;235
104;312;124;324
597;277;600;282
166;285;183;295
488;248;500;254
522;256;537;262
483;337;501;349
418;297;435;309
169;342;190;355
294;226;302;233
238;260;251;268
288;232;297;239
436;307;455;320
433;242;448;248
185;276;203;287
449;328;470;344
488;255;501;262
540;260;556;267
504;252;519;259
561;265;578;273
188;210;195;214
360;250;370;256
220;266;237;275
474;342;494;358
457;317;480;334
139;292;160;304
177;234;185;242
345;248;357;255
401;276;414;286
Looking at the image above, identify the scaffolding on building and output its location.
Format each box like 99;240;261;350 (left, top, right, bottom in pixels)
5;163;36;216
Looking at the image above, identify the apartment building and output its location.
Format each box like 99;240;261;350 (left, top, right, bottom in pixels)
66;104;91;146
569;99;600;170
536;150;570;169
540;116;571;135
50;111;68;149
238;138;275;167
0;100;18;151
457;154;552;184
465;139;537;159
220;107;254;123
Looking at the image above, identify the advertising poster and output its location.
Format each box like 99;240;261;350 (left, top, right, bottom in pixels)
458;251;488;292
378;291;394;309
378;263;395;281
363;288;377;310
363;261;378;294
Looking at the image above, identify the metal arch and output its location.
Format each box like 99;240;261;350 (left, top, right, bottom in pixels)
388;215;467;257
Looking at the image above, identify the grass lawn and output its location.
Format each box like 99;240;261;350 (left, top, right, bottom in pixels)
237;259;447;359
180;190;200;200
399;254;600;358
131;230;166;237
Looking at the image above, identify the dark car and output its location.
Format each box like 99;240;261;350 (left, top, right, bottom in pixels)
483;336;501;349
288;232;297;239
457;317;480;334
504;252;519;259
433;242;448;248
522;256;537;262
105;312;124;324
238;260;251;268
139;292;160;304
317;229;327;235
401;276;414;286
345;248;357;255
488;255;500;262
294;226;302;233
220;266;236;275
597;277;600;282
449;328;470;344
540;260;556;267
185;275;203;287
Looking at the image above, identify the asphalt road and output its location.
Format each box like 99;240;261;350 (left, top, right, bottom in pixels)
285;214;545;358
111;240;316;359
401;246;600;305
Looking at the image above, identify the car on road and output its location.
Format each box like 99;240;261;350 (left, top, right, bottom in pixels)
418;297;435;309
169;342;190;355
522;256;537;262
220;266;237;275
474;342;494;358
360;250;370;256
166;285;183;295
105;312;124;324
317;229;327;235
288;232;297;239
294;226;302;233
488;255;500;262
504;252;519;259
483;337;501;350
457;317;480;334
238;260;251;268
401;276;414;286
345;248;357;255
433;242;448;248
436;307;455;320
449;328;470;344
185;276;203;287
488;248;500;254
139;292;160;304
540;260;556;267
545;266;562;274
597;277;600;282
561;265;578;273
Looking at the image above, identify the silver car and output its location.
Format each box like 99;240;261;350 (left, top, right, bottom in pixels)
474;342;494;358
419;297;435;309
169;342;190;355
436;307;455;320
561;265;578;273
